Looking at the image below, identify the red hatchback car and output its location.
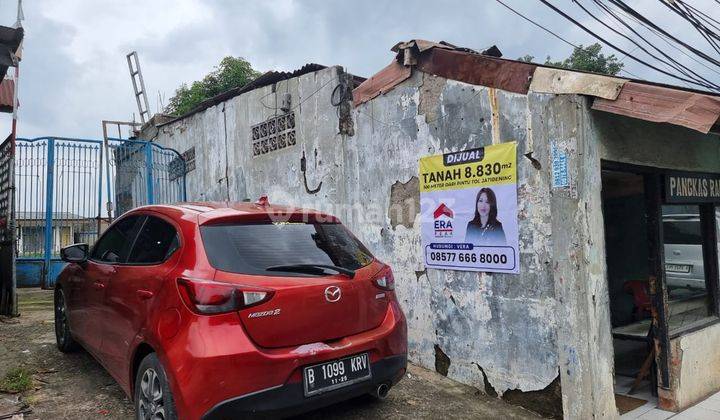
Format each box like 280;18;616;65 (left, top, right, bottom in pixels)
54;201;407;420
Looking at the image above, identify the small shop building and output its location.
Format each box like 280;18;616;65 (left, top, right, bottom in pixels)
141;40;720;418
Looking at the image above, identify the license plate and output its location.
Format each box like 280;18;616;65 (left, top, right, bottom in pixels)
666;264;691;273
303;353;371;397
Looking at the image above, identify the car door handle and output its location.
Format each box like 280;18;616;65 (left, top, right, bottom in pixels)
137;290;154;300
92;282;105;290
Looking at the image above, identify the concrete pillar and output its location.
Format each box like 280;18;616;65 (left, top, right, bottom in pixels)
536;94;617;418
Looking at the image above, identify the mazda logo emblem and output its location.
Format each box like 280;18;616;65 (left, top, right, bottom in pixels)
324;286;341;303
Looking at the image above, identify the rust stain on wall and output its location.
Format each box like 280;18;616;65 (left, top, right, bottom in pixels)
488;88;501;145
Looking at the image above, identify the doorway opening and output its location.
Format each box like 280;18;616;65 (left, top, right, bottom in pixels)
601;169;657;414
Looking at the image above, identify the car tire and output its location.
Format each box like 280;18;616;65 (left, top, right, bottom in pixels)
54;288;79;353
135;353;177;420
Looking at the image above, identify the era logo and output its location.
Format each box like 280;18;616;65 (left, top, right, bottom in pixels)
433;203;454;238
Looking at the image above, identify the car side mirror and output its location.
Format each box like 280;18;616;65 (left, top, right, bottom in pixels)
61;243;89;264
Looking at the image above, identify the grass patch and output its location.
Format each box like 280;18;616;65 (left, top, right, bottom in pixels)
0;367;33;393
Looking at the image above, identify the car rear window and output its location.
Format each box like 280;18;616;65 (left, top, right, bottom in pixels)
663;220;702;245
200;222;374;275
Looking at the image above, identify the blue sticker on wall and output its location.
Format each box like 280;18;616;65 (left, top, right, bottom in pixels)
551;145;569;189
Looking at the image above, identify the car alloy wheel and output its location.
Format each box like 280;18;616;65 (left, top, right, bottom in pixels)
54;290;67;345
139;368;166;420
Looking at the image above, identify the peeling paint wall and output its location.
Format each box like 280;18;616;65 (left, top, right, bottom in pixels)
547;94;616;419
149;66;348;212
348;72;560;401
674;323;720;409
149;68;567;414
154;62;720;418
594;111;720;172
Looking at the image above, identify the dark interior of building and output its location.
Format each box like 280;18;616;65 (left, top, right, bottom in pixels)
602;169;716;413
601;170;656;411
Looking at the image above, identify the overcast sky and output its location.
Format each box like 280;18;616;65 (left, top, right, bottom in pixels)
1;0;719;139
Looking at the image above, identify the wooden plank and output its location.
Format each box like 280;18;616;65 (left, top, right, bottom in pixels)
644;173;671;388
530;67;626;100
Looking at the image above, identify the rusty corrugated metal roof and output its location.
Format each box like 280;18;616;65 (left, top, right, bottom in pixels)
417;48;535;95
592;82;720;134
353;61;411;106
159;63;328;127
354;40;511;106
0;78;14;113
355;39;720;134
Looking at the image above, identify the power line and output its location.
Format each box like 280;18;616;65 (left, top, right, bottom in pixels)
601;1;720;79
605;0;720;68
538;0;720;91
578;0;720;89
493;0;578;49
666;1;720;40
663;1;720;53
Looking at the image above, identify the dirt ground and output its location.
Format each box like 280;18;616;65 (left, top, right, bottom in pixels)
0;289;542;419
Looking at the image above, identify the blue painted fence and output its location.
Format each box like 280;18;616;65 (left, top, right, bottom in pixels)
15;137;186;288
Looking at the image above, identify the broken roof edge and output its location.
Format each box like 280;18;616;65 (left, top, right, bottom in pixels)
157;63;332;128
353;60;411;107
592;82;720;134
354;39;507;106
354;38;720;135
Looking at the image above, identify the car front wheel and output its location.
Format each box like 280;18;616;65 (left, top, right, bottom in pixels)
135;353;177;420
54;288;79;353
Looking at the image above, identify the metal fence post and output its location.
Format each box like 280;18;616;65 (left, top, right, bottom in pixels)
43;138;55;288
182;169;187;202
145;141;154;205
97;142;104;235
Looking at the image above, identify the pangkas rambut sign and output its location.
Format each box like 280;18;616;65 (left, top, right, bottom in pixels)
665;172;720;203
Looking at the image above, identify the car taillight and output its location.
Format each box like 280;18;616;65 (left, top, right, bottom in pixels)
373;268;395;291
177;278;273;315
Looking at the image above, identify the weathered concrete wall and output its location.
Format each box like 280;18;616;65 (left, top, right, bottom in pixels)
674;323;720;409
546;95;617;418
348;73;560;406
149;66;348;211
594;111;720;172
150;68;636;418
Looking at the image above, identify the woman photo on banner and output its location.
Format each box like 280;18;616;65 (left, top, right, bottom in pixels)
465;187;506;246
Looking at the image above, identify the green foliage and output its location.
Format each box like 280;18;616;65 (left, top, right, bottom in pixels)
517;54;535;63
166;57;261;116
0;367;33;393
544;43;624;75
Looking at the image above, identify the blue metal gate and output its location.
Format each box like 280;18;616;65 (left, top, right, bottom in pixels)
14;137;186;288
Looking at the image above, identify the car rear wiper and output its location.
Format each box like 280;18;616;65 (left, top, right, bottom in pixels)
265;264;355;278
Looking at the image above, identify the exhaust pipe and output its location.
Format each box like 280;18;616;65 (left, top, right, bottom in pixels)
375;383;390;400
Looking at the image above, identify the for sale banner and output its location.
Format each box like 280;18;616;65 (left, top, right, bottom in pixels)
419;142;519;274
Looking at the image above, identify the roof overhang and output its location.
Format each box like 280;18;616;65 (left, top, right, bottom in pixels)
355;39;720;135
592;82;720;134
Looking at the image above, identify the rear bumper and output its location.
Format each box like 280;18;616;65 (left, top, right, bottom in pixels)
201;354;407;420
666;275;706;290
166;300;407;419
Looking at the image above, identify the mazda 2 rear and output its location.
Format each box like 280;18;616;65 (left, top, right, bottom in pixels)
54;201;408;420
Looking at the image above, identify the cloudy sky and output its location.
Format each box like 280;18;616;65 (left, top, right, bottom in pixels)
1;0;719;139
